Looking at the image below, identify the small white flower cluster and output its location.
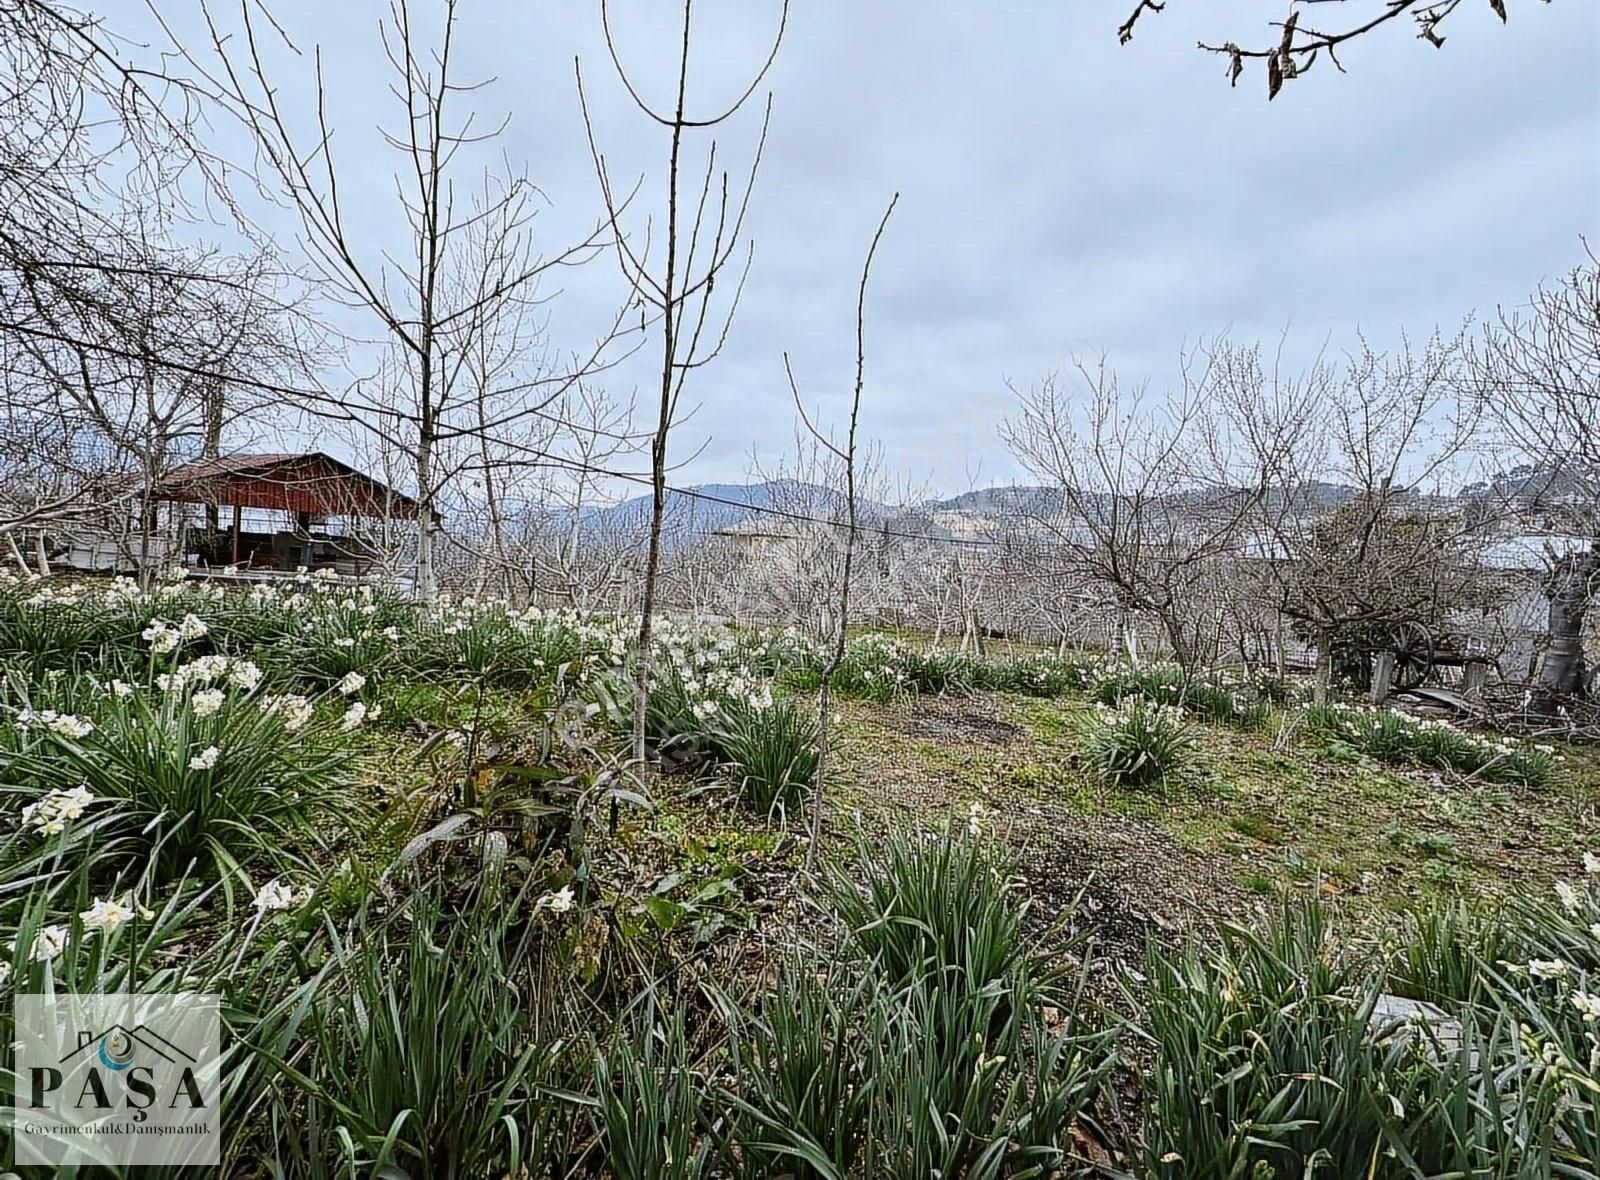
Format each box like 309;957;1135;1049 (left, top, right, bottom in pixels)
260;693;314;732
155;654;263;695
14;708;95;739
24;583;85;608
20;785;96;836
253;877;313;913
653;622;777;720
102;576;145;605
340;700;380;731
142;613;209;653
192;688;226;717
1094;696;1188;728
189;745;220;771
845;633;915;690
1316;702;1561;771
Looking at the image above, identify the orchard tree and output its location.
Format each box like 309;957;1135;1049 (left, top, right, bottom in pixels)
1468;260;1600;705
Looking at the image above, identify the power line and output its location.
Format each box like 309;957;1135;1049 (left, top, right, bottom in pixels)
2;318;1006;549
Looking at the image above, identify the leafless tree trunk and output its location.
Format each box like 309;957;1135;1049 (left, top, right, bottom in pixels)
788;196;896;866
580;0;785;772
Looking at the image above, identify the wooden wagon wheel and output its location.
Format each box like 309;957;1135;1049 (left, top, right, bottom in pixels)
1390;621;1435;691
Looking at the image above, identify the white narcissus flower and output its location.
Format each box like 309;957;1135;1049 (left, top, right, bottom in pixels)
177;613;209;640
1556;882;1583;916
253;879;299;912
21;784;97;835
190;688;226;718
1528;959;1570;981
967;800;988;837
109;679;134;698
189;745;220;771
262;694;313;732
79;897;134;934
142;620;180;653
339;702;367;732
46;713;94;739
30;924;66;962
337;671;366;696
536;885;576;914
228;661;263;691
55;784;94;819
1585;851;1600;875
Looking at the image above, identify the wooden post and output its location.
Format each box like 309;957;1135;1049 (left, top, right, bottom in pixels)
1370;651;1395;705
231;503;242;566
1463;659;1488;701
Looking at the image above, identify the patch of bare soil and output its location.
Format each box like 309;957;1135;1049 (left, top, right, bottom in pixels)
837;694;1250;967
878;694;1026;744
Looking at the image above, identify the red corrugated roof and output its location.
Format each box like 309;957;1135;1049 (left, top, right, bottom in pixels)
151;452;421;519
160;453;309;482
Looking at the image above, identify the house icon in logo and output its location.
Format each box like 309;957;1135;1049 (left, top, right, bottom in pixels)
60;1024;195;1073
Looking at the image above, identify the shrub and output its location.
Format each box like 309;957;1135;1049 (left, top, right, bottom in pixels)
825;635;979;701
0;578;134;669
977;653;1093;697
712;697;819;817
1079;697;1193;788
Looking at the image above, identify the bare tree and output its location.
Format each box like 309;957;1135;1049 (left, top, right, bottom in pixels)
1210;335;1492;699
1467;260;1600;706
1000;356;1260;669
0;1;278;552
786;195;896;865
4;234;304;576
199;0;624;599
578;0;786;770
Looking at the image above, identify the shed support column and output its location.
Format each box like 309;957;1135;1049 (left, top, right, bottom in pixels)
231;504;242;566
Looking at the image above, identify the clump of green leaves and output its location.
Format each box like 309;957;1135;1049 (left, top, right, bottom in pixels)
714;826;1114;1178
713;697;819;817
1092;662;1271;728
1306;703;1559;788
1079;696;1194;788
1140;895;1589;1179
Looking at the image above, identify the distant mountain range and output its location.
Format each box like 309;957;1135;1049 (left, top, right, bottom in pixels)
571;464;1589;545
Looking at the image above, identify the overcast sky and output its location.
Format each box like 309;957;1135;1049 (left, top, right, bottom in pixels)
155;0;1599;495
